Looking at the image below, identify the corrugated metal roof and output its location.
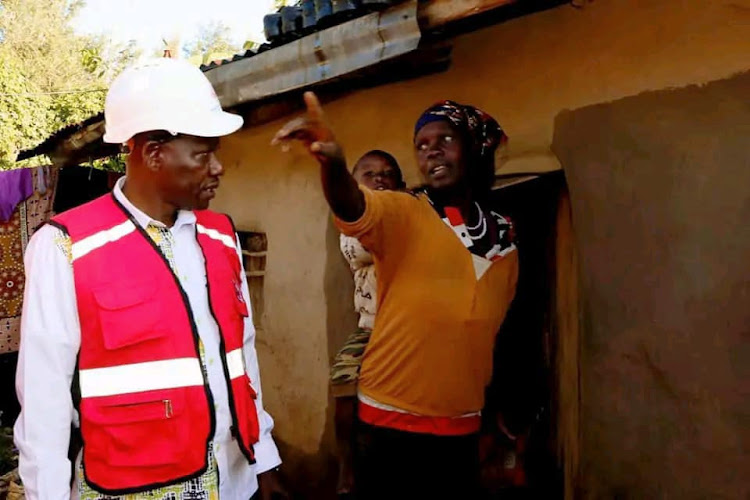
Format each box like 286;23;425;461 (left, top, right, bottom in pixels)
15;113;104;161
206;1;421;109
198;0;403;72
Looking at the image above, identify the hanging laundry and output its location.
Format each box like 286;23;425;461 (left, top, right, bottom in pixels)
0;166;59;354
35;165;48;195
0;168;33;222
0;166;57;428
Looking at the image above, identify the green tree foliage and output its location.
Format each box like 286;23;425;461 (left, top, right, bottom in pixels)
183;21;241;65
0;0;130;168
0;49;53;167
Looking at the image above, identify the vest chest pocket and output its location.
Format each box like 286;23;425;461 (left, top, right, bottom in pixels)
93;281;163;350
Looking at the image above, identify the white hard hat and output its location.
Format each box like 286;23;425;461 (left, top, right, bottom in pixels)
103;58;243;144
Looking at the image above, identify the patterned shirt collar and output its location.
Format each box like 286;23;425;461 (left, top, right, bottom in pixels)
417;189;516;261
113;176;196;230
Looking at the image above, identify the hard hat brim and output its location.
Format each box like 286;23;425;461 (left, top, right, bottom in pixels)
103;110;244;144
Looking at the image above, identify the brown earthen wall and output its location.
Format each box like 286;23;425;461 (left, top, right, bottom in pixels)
553;71;750;499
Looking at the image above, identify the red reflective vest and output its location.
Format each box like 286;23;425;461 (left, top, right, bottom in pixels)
52;194;259;495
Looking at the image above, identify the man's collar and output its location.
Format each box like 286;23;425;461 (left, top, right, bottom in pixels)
113;176;196;229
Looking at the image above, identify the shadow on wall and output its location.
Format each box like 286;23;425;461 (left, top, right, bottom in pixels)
552;70;750;499
324;216;358;406
278;217;357;499
274;437;338;500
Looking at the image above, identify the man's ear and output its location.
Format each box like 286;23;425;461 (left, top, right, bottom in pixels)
140;139;165;173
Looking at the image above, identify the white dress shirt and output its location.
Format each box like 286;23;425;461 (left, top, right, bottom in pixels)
14;178;281;500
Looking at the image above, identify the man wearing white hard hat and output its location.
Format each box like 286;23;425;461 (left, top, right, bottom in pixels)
14;58;286;500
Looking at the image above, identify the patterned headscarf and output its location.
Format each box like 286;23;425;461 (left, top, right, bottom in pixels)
414;100;507;161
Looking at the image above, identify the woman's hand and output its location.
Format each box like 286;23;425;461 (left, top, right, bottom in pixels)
272;91;345;168
272;91;364;222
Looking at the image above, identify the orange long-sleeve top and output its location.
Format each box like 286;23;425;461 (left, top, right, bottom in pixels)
335;187;519;418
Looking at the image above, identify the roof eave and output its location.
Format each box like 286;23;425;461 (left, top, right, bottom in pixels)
16;0;532;166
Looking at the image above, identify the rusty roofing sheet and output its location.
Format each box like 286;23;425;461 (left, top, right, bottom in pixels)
205;0;420;109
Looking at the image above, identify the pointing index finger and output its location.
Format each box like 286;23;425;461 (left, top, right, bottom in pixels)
304;91;325;121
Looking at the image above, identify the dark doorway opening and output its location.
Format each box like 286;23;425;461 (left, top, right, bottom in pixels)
482;170;571;499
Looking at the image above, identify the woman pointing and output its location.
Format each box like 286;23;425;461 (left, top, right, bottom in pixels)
274;93;518;499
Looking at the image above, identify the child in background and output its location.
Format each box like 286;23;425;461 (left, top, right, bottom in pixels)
330;150;404;497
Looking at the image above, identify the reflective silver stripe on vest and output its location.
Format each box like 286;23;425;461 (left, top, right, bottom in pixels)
79;358;205;398
196;224;236;250
71;220;137;262
226;348;244;380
